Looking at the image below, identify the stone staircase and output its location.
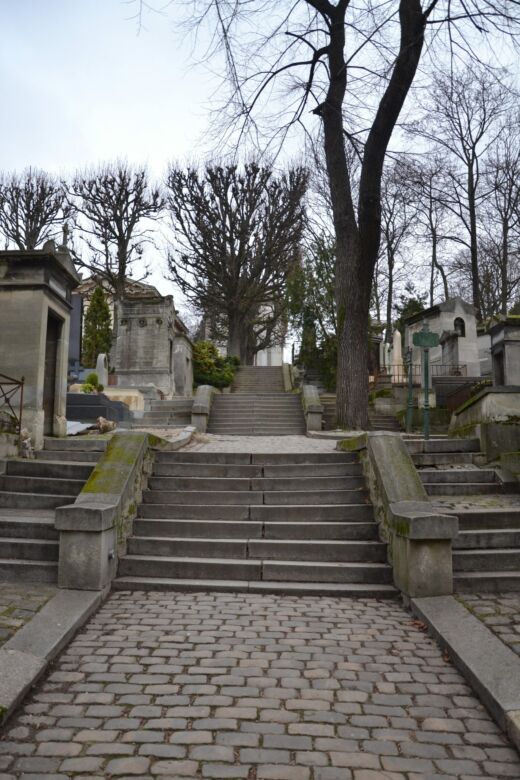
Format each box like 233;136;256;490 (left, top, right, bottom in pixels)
132;398;194;429
208;394;306;435
115;449;396;597
0;437;106;582
368;410;402;432
408;437;520;592
208;366;305;435
232;366;284;393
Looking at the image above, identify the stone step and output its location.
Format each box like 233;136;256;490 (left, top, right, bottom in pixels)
413;453;476;467
409;438;481;453
0;515;58;540
0;558;58;583
425;483;502;496
0;475;84;496
133;518;379;540
0;537;59;561
154;452;358;465
143;488;368;506
152;462;362;478
207;428;307;435
118;555;393;583
137;503;373;521
6;460;93;481
43;437;107;451
127;536;387;562
420;469;497;484
455;509;520;531
454;529;520;549
453;548;520;571
0;492;74;509
112;577;398;597
36;450;101;463
147;476;365;491
454;571;520;592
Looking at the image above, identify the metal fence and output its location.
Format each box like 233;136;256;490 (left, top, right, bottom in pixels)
0;373;25;437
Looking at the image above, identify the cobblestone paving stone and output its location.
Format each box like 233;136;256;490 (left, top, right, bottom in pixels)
0;582;57;649
1;590;519;779
456;592;520;658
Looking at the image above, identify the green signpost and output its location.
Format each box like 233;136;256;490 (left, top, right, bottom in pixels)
412;322;440;440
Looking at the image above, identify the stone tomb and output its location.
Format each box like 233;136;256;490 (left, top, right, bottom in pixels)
490;316;520;386
113;294;193;399
0;243;80;448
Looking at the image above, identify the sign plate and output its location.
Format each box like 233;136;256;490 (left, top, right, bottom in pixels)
413;330;439;348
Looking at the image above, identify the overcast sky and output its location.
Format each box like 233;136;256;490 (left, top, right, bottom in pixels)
0;0;221;300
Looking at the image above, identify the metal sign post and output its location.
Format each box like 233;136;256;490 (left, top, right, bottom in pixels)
405;347;414;433
412;323;439;441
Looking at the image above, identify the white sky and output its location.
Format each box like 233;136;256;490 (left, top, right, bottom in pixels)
0;0;222;301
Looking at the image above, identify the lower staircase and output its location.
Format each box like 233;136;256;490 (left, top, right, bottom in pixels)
408;437;520;592
0;437;106;582
115;449;396;596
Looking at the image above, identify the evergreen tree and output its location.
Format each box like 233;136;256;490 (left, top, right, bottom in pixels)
82;286;112;368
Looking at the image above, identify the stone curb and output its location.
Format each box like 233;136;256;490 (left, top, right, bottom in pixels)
0;587;108;726
411;594;520;753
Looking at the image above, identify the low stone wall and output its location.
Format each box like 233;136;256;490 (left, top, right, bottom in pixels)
339;432;458;598
449;387;520;460
0;433;18;461
302;385;323;432
191;385;218;432
55;431;165;590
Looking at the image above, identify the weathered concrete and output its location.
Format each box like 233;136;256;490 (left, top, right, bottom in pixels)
191;385;217;433
412;594;520;753
362;432;457;597
302;385;323;432
56;431;159;589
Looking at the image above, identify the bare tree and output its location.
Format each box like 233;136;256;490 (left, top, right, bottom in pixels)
135;0;520;426
412;67;514;319
0;168;69;250
165;162;307;363
483;119;520;315
70;162;164;306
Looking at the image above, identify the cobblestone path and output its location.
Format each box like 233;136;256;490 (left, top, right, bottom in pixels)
0;583;57;649
457;592;520;658
1;591;519;779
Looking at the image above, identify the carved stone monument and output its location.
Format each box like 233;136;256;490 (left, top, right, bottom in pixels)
0;242;80;448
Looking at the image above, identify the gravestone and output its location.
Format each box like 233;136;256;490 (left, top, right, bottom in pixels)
0;242;80;448
96;353;109;387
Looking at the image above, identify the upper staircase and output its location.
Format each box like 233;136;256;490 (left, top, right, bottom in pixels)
208;366;306;435
0;437;106;582
407;437;520;592
115;448;396;597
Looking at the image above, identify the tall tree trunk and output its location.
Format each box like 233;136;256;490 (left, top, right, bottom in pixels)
385;249;394;342
501;222;509;315
467;164;481;319
227;311;243;358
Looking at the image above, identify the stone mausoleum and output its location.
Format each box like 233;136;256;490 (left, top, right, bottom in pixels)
0;242;80;447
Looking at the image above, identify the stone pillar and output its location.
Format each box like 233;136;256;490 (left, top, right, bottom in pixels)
0;243;80;449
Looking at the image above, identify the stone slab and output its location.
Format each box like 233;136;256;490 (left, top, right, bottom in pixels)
0;587;106;726
411;594;520;752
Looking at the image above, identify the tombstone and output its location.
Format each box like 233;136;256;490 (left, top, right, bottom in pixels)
113;293;177;398
0;242;80;448
489;317;520;386
95;353;109;387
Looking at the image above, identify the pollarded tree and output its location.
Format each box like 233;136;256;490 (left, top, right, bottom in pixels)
82;286;112;369
166;162;307;363
136;0;520;428
70;161;164;307
0;168;69;250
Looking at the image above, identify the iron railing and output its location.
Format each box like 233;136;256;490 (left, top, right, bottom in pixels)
0;372;24;437
376;363;467;384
